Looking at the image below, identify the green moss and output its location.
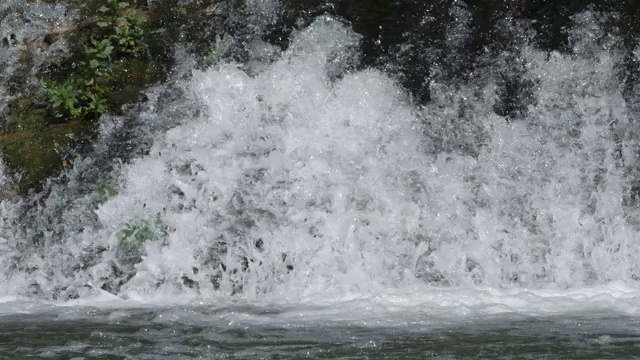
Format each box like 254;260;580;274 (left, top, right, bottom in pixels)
1;90;98;192
1;0;221;193
0;120;93;192
3;96;47;133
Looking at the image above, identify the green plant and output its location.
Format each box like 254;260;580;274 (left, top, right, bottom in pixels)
42;80;82;118
80;38;112;115
98;1;144;56
97;0;129;19
115;10;144;56
41;0;145;121
82;38;113;78
96;181;118;204
116;213;168;260
80;39;111;114
205;33;234;66
42;79;109;120
83;90;107;114
42;37;112;120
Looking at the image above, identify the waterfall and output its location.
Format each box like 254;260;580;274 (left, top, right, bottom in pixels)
1;5;640;314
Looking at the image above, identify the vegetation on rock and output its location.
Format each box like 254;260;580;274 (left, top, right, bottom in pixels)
42;0;145;121
97;0;145;57
116;213;168;262
0;0;155;193
204;33;234;66
96;181;118;204
0;0;230;194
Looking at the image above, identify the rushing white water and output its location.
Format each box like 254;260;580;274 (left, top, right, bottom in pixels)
2;10;640;318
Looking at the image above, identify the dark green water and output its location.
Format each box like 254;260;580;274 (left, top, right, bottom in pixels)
1;307;640;359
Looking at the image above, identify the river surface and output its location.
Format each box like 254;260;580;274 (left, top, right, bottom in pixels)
4;1;640;359
3;291;640;359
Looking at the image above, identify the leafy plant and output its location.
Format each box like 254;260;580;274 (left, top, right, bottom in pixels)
116;10;145;55
83;90;107;114
96;181;118;204
98;1;144;56
116;213;168;261
204;33;234;66
42;80;83;118
82;38;113;78
97;0;129;19
42;81;109;120
41;0;145;120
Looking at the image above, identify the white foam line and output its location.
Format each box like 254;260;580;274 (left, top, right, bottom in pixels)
2;283;639;325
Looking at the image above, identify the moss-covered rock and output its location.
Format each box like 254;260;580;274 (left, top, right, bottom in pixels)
0;120;93;192
105;58;166;113
0;0;197;193
2;95;47;132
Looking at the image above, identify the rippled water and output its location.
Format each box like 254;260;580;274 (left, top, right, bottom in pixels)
2;307;640;359
4;284;640;358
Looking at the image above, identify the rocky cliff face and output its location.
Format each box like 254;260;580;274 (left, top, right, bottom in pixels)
3;1;640;197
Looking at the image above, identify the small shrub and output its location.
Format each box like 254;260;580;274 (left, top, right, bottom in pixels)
42;77;108;120
97;0;129;19
204;33;234;66
82;90;108;114
98;1;144;57
82;38;113;78
42;80;83;118
114;10;145;56
96;181;118;204
116;213;168;261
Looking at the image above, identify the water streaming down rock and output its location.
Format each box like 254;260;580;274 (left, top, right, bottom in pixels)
1;7;640;303
0;1;77;93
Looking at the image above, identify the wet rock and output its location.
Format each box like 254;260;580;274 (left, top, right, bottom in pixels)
208;271;223;290
92;261;135;295
254;238;264;252
79;245;107;270
465;258;484;284
91;262;115;282
168;184;186;198
308;225;322;238
181;275;199;290
51;285;80;300
27;282;43;297
413;242;449;285
0;119;95;192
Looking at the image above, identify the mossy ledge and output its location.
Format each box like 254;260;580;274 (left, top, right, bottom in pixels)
0;0;221;195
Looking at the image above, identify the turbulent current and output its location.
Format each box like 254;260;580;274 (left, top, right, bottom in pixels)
4;3;640;355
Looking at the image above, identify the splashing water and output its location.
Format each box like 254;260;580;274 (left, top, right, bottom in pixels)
2;10;640;319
